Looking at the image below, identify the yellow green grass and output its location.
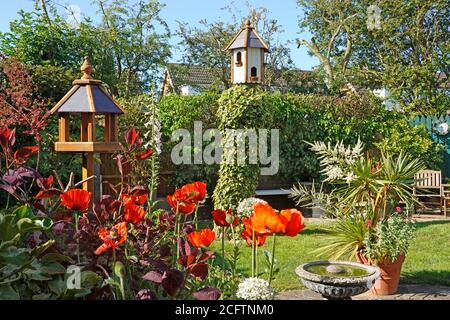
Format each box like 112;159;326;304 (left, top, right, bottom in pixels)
212;219;450;291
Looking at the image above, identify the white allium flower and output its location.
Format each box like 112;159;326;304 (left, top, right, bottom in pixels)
236;198;268;218
236;278;275;300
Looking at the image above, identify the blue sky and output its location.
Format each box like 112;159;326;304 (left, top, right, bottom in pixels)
0;0;319;70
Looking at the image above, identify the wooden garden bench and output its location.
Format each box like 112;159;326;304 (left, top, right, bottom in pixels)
413;170;445;216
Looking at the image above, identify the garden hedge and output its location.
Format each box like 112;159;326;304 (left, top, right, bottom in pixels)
157;90;442;194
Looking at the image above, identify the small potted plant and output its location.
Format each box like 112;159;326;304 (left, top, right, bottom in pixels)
290;140;424;295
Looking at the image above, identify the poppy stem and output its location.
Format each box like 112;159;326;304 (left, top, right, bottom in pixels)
230;225;237;281
222;226;225;280
112;248;119;300
194;206;199;230
175;203;180;266
74;212;80;265
269;234;276;285
251;229;256;277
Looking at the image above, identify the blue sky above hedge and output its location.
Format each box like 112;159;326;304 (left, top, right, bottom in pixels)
0;0;318;71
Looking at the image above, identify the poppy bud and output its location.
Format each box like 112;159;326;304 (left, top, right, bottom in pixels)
225;213;234;225
114;261;126;278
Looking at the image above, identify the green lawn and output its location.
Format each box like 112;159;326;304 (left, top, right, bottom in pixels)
212;219;450;292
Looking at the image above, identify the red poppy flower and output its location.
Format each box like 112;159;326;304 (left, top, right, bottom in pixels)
124;204;146;224
187;228;216;248
179;182;207;203
279;209;305;237
122;193;148;206
60;189;91;211
136;149;154;160
211;209;238;227
166;194;197;214
95;222;128;255
241;218;268;247
250;203;285;234
13;146;39;164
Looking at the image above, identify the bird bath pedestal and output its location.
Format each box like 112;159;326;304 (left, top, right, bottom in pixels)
296;261;380;300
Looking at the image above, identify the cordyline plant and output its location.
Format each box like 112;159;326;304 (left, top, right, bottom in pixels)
290;140;425;262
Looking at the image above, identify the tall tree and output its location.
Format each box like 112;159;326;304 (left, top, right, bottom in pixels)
297;0;449;114
95;0;171;97
177;1;294;89
297;0;358;89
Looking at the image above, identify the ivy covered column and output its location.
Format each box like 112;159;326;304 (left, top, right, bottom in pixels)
213;85;271;210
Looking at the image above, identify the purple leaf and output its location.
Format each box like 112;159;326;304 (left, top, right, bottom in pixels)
130;185;148;196
143;271;163;284
161;269;184;297
194;287;221;301
114;155;132;176
188;263;208;280
136;289;157;300
0;183;15;194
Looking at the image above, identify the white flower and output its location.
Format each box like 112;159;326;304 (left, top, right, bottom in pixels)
308;138;364;182
236;277;275;300
236;198;268;218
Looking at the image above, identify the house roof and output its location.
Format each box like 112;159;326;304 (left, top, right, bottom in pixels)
225;19;269;51
161;63;312;95
51;57;124;114
162;63;224;95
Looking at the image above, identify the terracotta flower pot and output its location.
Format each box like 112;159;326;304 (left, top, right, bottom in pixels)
356;252;405;295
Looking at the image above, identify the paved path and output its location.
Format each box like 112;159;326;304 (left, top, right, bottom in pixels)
277;284;450;300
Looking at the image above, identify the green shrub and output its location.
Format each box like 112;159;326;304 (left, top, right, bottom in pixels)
213;85;272;210
157;91;442;192
158;93;220;189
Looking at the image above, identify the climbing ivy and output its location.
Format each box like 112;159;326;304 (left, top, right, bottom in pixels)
213;85;272;210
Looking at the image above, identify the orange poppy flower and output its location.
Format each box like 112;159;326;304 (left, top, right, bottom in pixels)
60;189;91;211
95;222;128;255
241;219;268;247
211;209;238;227
279;209;305;237
250;203;285;234
122;193;148;206
180;182;207;203
123;204;146;224
187;228;216;248
166;193;197;214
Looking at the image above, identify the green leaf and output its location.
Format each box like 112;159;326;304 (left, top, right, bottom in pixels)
81;271;102;288
12;205;33;220
40;262;66;275
0;247;32;267
0;284;20;300
48;276;66;296
31;240;55;257
41;253;73;263
0;214;19;241
32;293;53;300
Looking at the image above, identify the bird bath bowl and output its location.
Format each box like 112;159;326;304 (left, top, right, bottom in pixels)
295;261;380;300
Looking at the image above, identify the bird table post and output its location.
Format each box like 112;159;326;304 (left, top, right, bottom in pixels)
50;56;124;209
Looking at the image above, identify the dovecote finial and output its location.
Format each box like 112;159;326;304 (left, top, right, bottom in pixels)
81;56;92;80
245;18;251;28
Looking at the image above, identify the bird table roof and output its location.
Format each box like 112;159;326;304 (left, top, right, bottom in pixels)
50;57;124;114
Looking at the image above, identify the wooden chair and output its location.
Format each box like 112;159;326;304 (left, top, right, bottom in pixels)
412;170;444;216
